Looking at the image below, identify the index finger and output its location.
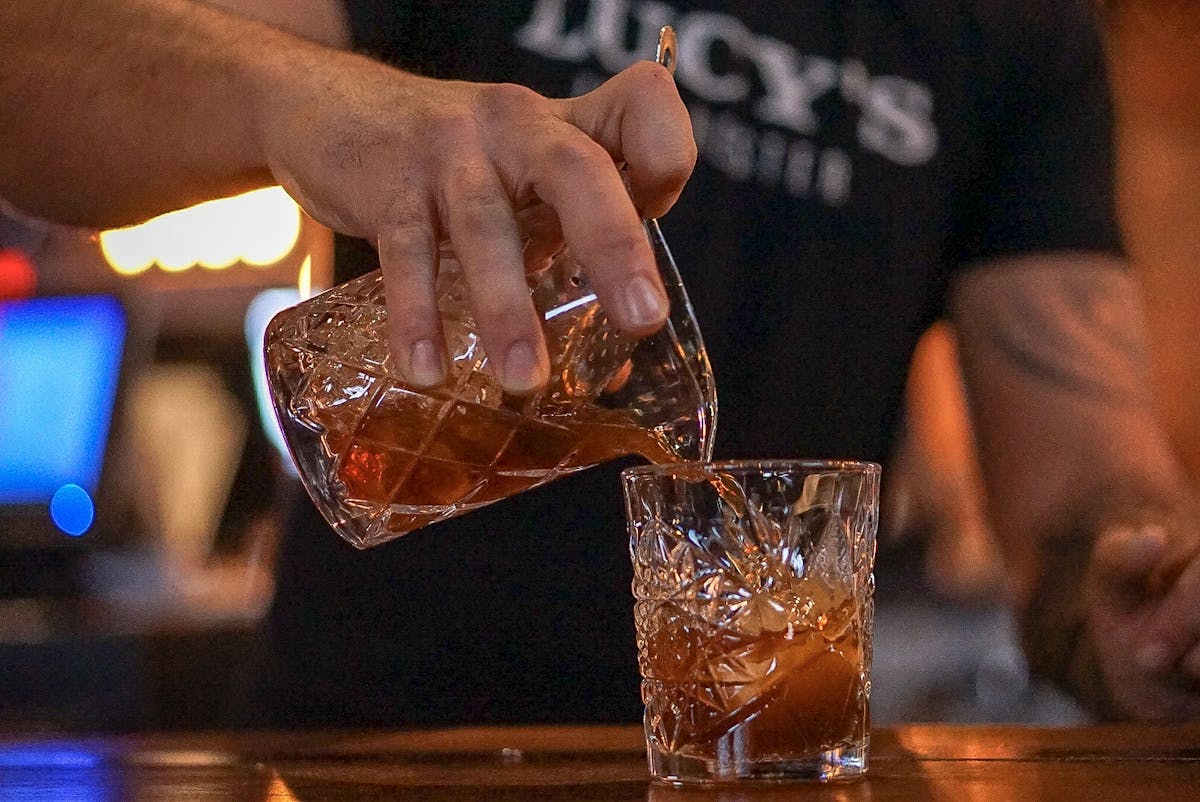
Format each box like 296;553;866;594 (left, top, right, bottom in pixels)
506;117;669;336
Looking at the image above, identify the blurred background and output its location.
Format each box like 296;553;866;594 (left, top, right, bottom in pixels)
0;188;335;731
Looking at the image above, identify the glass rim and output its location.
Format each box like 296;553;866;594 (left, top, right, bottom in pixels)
620;458;881;480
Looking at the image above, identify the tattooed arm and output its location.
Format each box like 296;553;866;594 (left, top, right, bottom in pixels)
951;253;1200;720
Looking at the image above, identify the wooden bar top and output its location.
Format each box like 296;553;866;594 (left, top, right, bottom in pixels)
2;723;1199;800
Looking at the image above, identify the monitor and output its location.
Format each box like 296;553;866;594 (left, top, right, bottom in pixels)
0;295;126;545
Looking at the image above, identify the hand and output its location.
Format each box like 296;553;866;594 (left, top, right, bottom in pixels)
1084;522;1200;719
256;51;696;394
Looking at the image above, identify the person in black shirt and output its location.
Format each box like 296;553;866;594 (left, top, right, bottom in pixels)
4;0;1200;722
251;0;1200;724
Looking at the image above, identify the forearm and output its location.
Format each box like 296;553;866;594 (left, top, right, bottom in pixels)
953;257;1190;568
0;0;326;227
950;254;1199;712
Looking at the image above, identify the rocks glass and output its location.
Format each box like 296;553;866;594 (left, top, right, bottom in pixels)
623;459;880;784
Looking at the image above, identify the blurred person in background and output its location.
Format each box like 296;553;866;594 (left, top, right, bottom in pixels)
4;0;1200;725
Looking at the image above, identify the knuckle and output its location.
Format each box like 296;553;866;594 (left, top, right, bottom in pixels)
389;315;437;345
476;82;545;117
425;107;481;146
376;187;431;229
542;134;610;174
450;187;511;231
376;199;439;250
589;230;647;270
608;230;648;259
472;294;528;332
444;163;505;204
382;288;436;337
380;222;437;263
382;278;439;335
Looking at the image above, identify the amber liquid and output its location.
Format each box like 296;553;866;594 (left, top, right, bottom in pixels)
644;587;866;760
323;401;680;535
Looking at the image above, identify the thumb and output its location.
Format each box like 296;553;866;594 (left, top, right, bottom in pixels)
1089;522;1168;609
561;61;696;219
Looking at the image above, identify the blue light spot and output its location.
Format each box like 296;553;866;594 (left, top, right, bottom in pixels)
50;484;94;536
0;744;102;768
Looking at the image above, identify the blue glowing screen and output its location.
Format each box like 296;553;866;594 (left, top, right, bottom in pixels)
0;296;125;506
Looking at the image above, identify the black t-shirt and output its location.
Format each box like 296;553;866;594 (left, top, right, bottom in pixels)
257;0;1121;727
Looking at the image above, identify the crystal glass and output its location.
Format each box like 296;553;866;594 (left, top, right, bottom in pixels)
264;222;716;548
622;460;880;784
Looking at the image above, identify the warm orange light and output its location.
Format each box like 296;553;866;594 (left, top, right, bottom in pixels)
99;187;302;276
298;255;313;300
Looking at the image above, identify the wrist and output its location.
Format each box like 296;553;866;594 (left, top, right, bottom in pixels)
246;44;439;237
229;24;336;184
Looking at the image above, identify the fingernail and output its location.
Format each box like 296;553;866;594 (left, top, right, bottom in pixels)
503;341;544;394
408;339;445;387
623;274;668;330
1136;643;1173;673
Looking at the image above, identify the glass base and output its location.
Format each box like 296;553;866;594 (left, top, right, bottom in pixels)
647;739;868;785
